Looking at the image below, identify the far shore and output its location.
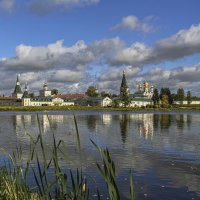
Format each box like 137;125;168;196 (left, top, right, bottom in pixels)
0;105;200;112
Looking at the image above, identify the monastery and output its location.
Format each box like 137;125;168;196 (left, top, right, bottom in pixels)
0;73;154;107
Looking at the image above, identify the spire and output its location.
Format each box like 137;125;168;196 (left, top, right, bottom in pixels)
43;81;48;90
16;74;20;84
121;70;128;88
22;83;30;98
12;75;23;98
120;71;129;96
25;83;28;91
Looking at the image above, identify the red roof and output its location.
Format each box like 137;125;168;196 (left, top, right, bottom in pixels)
53;94;88;99
0;96;18;100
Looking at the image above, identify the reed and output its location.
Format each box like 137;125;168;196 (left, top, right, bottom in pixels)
0;114;135;200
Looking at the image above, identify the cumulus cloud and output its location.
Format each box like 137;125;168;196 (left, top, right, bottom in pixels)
0;0;15;12
1;24;200;95
1;40;94;72
49;69;85;83
28;0;100;13
111;15;153;33
112;24;200;66
169;64;200;82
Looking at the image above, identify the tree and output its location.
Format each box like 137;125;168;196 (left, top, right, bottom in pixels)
100;91;110;97
161;94;169;108
176;88;185;104
152;88;159;106
29;93;35;98
121;89;130;107
120;71;130;107
86;86;99;97
51;89;58;95
160;88;173;105
186;91;192;104
112;99;119;107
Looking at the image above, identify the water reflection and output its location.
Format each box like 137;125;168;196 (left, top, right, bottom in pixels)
160;114;172;129
0;111;199;200
119;114;129;143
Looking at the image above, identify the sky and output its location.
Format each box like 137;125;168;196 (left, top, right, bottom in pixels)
1;0;200;96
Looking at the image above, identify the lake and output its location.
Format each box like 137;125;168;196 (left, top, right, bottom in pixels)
0;110;200;199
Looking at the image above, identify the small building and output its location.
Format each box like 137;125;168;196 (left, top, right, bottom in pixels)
173;100;200;105
77;97;112;107
0;96;22;106
130;97;153;107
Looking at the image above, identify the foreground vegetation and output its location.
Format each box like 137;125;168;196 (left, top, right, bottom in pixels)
1;104;200;112
0;114;134;200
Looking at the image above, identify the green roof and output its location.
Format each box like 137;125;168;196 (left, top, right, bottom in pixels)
22;91;30;98
13;85;23;94
13;75;23;95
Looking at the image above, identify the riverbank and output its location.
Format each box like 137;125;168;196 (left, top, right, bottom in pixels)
0;105;200;112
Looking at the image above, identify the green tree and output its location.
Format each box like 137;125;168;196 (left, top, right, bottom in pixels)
51;89;58;95
86;86;99;97
186;91;192;104
101;91;110;97
112;99;119;107
152;88;159;106
176;88;185;104
161;94;169;108
121;89;130;107
120;71;130;107
160;88;173;105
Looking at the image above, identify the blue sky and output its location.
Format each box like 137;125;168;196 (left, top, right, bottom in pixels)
1;0;200;95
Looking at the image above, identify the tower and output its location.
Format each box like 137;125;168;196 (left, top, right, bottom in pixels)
22;83;31;106
120;71;129;97
12;75;23;99
138;84;143;92
43;81;48;90
39;81;51;97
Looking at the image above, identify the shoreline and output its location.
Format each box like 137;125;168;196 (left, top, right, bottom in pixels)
0;105;200;112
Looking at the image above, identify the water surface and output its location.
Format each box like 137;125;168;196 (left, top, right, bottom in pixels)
0;110;200;199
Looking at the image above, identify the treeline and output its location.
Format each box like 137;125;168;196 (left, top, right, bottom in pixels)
152;88;198;107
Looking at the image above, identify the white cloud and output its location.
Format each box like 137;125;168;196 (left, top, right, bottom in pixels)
1;40;94;71
49;69;85;82
111;15;153;33
1;24;200;95
111;24;200;66
0;0;15;12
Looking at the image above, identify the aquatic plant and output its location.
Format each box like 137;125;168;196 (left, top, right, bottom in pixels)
0;114;135;200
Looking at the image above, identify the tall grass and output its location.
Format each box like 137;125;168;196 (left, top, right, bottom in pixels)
0;114;134;200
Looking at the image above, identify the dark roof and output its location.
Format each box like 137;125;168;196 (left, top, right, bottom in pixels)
13;85;23;94
31;97;52;102
13;75;23;95
53;94;88;99
22;91;30;98
0;96;18;100
131;97;152;102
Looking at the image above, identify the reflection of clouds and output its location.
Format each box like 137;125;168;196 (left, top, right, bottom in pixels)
0;112;200;198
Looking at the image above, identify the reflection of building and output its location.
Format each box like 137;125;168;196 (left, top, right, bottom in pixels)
137;114;154;139
102;114;112;125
